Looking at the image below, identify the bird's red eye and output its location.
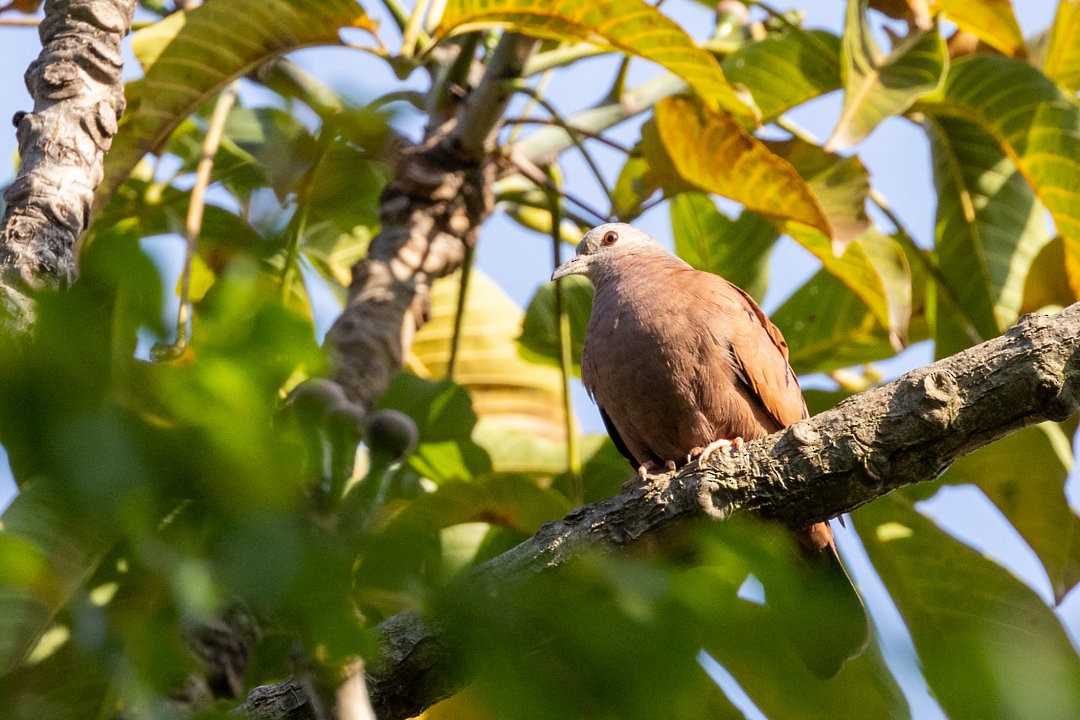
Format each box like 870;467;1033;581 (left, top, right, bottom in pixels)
602;230;619;246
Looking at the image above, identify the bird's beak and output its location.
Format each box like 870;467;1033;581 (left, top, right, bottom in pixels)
551;254;588;281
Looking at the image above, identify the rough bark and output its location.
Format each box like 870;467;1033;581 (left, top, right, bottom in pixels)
0;0;135;330
327;34;538;415
242;303;1080;719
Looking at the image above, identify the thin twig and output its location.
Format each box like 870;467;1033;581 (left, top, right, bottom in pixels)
446;245;474;380
151;83;237;361
507;150;609;225
507;80;615;209
502;117;633;154
546;170;581;502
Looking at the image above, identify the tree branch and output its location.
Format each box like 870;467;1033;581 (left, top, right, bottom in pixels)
351;303;1080;718
327;33;538;414
0;0;135;330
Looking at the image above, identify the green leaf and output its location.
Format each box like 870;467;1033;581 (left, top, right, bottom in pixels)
941;422;1080;604
654;96;830;238
785;227;912;352
926;114;1051;357
926;55;1080;298
772;258;897;375
611;154;662;219
855;494;1080;720
722;29;842;122
933;0;1026;58
766;137;871;253
827;0;947;149
1043;0;1080;91
0;482;112;672
518;274;592;377
435;0;754;117
669;193;779;303
679;521;907;719
96;0;375;209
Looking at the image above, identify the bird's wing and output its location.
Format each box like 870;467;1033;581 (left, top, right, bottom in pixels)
720;279;808;428
598;404;636;467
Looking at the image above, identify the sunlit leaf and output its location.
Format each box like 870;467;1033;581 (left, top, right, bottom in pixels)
926;114;1051;357
942;422;1080;604
435;0;754;116
669;193;779;303
1043;0;1080;91
785;227;912;351
856;494;1080;720
932;0;1025;57
827;0;947;149
654;96;829;237
925;55;1080;297
1021;237;1074;314
722;29;841;122
97;0;376;210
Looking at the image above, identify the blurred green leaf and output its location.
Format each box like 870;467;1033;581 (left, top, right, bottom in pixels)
722;29;841;122
941;422;1080;603
927;114;1051;357
378;374;493;484
669;193;779;303
828;0;947;149
855;494;1080;720
436;546;749;720
683;521;905;719
0;483;111;673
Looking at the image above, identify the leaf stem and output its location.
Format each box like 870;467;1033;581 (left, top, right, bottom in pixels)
151;82;237;361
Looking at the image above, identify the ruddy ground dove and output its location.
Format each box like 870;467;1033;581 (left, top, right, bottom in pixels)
552;222;867;675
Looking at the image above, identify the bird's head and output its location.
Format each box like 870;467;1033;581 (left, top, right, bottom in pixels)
550;223;666;282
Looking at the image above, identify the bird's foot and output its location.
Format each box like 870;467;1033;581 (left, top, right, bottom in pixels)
622;460;677;492
692;437;745;465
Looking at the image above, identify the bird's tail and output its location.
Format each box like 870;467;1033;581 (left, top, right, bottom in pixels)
788;519;871;678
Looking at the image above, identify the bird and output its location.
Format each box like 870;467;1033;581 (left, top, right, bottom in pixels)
551;222;866;674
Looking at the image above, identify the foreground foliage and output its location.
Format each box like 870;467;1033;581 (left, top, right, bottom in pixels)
1;0;1079;718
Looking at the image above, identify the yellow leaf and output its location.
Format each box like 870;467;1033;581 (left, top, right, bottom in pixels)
1044;0;1080;91
434;0;753;117
654;96;829;238
931;0;1026;57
